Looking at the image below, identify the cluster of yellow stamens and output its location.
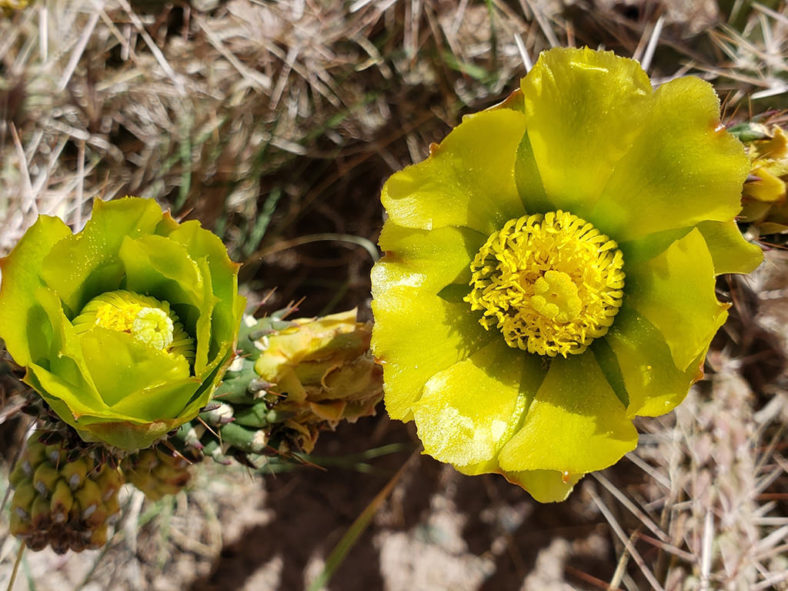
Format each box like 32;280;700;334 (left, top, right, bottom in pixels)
72;291;195;363
465;210;625;357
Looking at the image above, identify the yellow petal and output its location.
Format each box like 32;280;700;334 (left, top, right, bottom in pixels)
521;47;652;219
498;353;637;475
591;77;749;240
413;340;544;467
371;286;493;421
382;109;528;234
626;228;727;371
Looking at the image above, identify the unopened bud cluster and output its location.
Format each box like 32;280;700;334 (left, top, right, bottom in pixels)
120;447;192;501
8;432;122;553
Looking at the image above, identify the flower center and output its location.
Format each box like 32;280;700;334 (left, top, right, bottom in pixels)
465;210;625;357
97;301;173;349
72;291;195;361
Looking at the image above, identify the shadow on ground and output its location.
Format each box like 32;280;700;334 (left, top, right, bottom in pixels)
188;415;621;591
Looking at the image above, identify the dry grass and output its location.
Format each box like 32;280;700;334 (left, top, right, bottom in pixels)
0;0;787;589
0;0;556;312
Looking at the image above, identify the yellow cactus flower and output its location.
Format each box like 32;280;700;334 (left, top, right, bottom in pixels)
371;48;762;502
0;197;245;451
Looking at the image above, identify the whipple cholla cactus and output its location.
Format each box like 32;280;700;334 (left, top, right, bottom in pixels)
3;306;383;552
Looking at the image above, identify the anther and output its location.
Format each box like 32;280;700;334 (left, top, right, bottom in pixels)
465;210;625;357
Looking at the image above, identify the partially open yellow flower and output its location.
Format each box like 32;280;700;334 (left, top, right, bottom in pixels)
0;198;245;451
736;123;788;234
371;48;762;502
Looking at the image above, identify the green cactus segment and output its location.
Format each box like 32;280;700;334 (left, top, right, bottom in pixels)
121;447;192;501
8;431;122;554
218;422;269;454
174;309;383;465
729;121;773;143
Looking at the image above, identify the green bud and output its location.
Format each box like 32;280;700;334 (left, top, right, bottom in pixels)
32;463;61;498
50;480;75;524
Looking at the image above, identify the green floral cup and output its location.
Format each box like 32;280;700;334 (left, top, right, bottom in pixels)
0;197;245;450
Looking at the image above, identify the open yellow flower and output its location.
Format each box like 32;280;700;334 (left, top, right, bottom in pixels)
371;48;762;502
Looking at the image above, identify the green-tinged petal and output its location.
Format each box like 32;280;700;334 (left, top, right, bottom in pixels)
26;365;108;422
371;286;494;421
619;227;693;266
24;368;172;450
79;328;191;408
166;220;244;348
155;210;181;235
498;354;638;475
382;109;527;234
15;287;105;421
412;339;545;467
603;306;704;417
26;363;190;450
521;47;652;219
0;215;71;365
32;286;104;407
626;228;727;371
514;131;549;213
696;220;763;275
39;197;164;315
619;219;761;275
592;77;750;241
192;257;218;372
118;234;208;334
76;418;185;451
503;470;582;503
108;378;200;422
182;347;234;413
373;224;485;295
